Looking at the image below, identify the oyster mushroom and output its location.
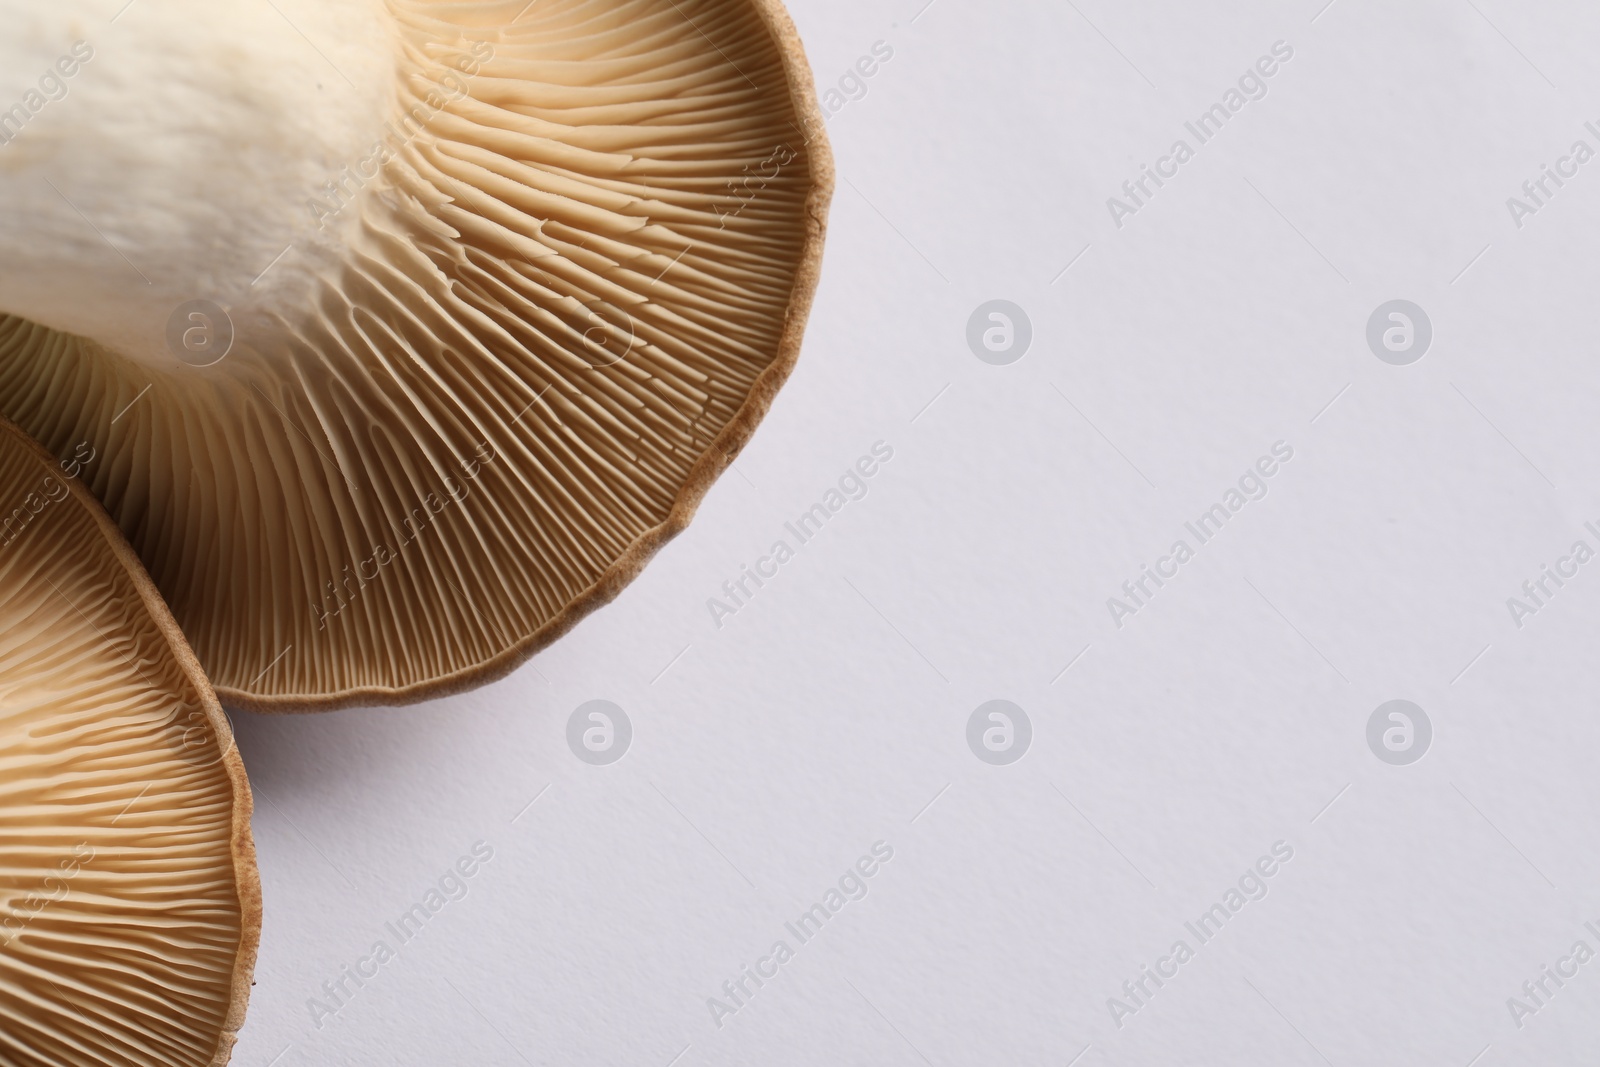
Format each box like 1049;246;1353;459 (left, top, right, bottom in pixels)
0;0;832;709
0;417;259;1066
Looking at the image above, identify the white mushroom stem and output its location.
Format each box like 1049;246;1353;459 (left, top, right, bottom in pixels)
0;0;395;367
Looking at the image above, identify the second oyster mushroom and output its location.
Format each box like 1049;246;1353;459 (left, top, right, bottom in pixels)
0;0;831;709
0;417;259;1066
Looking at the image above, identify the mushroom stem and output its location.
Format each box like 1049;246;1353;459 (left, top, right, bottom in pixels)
0;0;396;367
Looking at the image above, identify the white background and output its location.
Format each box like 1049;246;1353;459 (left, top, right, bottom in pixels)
231;1;1600;1064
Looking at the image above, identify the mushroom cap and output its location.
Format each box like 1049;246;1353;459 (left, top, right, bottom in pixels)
0;0;832;710
0;417;259;1065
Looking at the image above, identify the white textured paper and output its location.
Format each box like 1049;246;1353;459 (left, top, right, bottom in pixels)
230;2;1600;1064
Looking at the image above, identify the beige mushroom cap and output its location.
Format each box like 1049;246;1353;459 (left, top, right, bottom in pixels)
0;0;831;709
0;417;259;1066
